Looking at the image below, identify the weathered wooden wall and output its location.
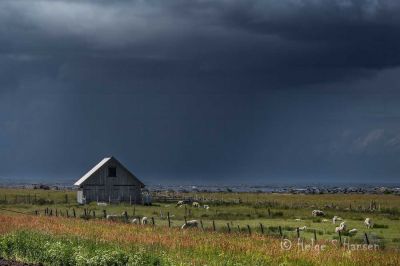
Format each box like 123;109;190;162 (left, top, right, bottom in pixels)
79;158;142;203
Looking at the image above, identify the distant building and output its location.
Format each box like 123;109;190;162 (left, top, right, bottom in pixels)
74;157;145;204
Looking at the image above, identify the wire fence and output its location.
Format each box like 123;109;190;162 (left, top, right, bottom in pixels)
1;206;398;249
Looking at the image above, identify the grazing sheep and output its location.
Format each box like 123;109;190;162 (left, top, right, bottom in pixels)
335;221;347;233
348;228;358;234
298;226;307;231
176;200;185;206
106;214;119;221
181;220;198;229
312;210;325;217
97;202;107;206
322;219;329;222
335;226;344;233
141;217;148;225
364;218;373;229
332;216;343;224
192;202;200;208
295;218;301;221
203;205;209;209
339;221;347;231
131;218;139;224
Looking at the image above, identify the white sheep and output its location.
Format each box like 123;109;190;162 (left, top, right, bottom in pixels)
141;217;148;225
322;219;329;222
298;226;307;231
332;216;342;224
364;218;373;229
106;214;119;220
339;221;347;231
295;218;301;221
131;218;139;224
203;205;210;210
192;202;200;208
176;200;185;206
312;210;325;217
348;228;358;234
335;221;347;233
181;220;198;229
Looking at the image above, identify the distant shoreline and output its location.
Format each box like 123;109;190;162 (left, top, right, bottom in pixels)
0;183;399;195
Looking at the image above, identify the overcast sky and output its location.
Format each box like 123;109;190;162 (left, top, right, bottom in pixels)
1;0;400;185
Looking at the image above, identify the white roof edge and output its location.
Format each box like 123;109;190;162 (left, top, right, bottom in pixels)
74;157;111;186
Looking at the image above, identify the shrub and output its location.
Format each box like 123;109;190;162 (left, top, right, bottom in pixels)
35;198;54;205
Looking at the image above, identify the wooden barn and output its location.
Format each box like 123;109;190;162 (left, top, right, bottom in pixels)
74;157;145;204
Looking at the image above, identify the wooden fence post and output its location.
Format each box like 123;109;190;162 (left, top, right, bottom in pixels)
93;211;96;218
247;225;251;235
66;210;69;218
212;220;216;231
314;229;317;241
364;233;370;245
296;227;300;239
103;209;107;219
338;231;342;246
167;212;171;227
237;225;240;232
73;208;76;218
151;217;155;226
260;223;264;234
268;208;271;217
200;220;204;230
227;223;231;233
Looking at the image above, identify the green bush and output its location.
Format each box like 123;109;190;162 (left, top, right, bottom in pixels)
35;198;54;205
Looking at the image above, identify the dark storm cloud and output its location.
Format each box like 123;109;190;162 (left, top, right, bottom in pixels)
1;0;400;184
1;0;400;92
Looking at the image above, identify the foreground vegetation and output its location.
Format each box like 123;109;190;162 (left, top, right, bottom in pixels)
0;188;400;265
1;215;400;265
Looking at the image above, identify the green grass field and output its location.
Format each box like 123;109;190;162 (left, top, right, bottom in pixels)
1;188;399;248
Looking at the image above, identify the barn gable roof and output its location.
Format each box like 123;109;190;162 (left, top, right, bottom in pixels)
74;157;145;187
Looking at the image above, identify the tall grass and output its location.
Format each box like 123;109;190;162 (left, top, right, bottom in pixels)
0;231;172;265
0;215;399;265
